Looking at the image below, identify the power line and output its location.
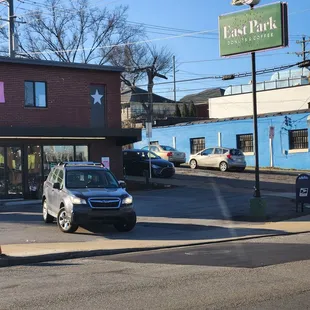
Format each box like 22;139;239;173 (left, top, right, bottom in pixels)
178;52;293;64
15;0;219;39
16;28;219;57
133;63;297;89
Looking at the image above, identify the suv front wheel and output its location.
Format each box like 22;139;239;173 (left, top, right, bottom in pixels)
43;200;54;223
57;207;78;233
114;213;137;232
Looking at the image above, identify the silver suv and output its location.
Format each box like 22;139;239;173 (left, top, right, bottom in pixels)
42;162;136;233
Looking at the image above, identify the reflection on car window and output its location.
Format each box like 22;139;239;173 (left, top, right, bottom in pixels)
139;151;160;159
230;149;243;156
66;170;119;189
50;168;59;183
57;170;64;187
214;148;223;154
201;148;214;155
150;146;159;152
161;145;177;151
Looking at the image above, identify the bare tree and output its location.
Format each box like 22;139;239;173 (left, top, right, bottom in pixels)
137;44;173;121
0;0;143;63
107;44;149;88
109;43;173;120
108;42;173;87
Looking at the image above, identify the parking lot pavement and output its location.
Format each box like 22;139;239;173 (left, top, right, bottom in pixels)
174;167;297;193
0;180;305;248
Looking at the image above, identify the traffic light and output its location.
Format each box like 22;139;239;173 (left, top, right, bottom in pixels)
288;117;292;127
284;116;292;127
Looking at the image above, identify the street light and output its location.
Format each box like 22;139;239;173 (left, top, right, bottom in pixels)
231;0;261;6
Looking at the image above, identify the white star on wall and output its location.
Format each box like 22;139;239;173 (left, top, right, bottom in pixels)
91;89;103;105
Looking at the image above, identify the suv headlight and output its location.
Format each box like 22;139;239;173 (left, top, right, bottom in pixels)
122;195;133;205
70;196;87;204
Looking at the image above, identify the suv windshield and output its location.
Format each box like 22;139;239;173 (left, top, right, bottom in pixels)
66;169;119;189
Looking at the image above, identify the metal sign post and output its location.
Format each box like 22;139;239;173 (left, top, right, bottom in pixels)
269;126;275;167
251;51;260;197
146;122;152;179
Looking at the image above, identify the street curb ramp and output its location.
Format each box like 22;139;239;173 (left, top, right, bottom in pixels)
2;230;310;268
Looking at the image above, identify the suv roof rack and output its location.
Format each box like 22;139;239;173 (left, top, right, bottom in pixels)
57;162;106;168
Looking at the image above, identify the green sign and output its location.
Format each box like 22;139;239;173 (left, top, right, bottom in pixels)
219;2;288;57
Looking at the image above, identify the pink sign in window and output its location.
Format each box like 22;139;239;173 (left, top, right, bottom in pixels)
0;82;5;103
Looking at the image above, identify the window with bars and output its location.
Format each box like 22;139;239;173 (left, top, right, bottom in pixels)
236;134;253;153
289;129;308;150
190;137;205;154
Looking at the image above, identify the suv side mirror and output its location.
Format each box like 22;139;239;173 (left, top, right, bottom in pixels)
118;180;126;189
53;182;61;190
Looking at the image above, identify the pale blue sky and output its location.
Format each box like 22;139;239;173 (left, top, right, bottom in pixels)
9;0;310;100
108;0;310;100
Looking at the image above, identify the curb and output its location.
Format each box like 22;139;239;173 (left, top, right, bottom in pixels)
1;230;310;268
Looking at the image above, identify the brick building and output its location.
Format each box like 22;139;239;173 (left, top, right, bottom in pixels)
0;56;141;199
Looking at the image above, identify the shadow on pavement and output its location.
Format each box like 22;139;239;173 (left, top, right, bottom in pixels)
105;241;310;269
80;221;286;242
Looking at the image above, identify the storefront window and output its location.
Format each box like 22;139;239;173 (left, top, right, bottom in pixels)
75;145;88;161
43;145;74;178
27;145;42;198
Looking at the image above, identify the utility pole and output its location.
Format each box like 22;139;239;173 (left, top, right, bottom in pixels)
302;36;306;61
133;64;168;179
294;36;310;61
8;0;15;57
173;55;176;102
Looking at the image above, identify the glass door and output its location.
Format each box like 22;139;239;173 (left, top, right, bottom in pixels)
0;147;4;196
5;146;23;196
6;146;23;196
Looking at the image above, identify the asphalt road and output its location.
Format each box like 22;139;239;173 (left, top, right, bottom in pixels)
1;233;310;310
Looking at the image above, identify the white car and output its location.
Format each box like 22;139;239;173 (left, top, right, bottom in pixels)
189;147;246;172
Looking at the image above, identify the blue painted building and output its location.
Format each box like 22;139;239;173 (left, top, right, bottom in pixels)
134;109;310;170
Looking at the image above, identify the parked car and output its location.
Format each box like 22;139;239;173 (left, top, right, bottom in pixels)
141;144;186;167
42;162;136;233
189;147;246;172
123;149;175;178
